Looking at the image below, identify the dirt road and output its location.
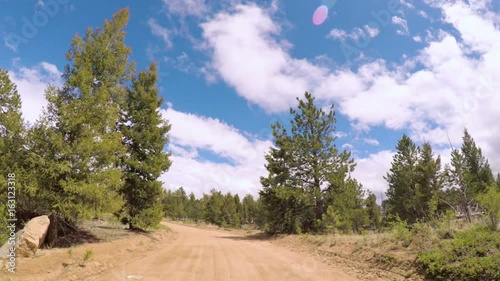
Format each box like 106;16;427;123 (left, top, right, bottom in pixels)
91;222;359;281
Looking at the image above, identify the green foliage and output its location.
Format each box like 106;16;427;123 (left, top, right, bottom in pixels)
435;209;457;239
328;178;368;234
444;129;495;222
82;249;94;264
163;187;188;220
385;136;444;225
241;194;257;224
220;192;241;228
364;192;381;231
418;226;500;281
117;61;172;230
390;215;412;247
259;92;361;234
22;9;139;237
318;205;339;234
0;68;31;235
0;201;7;245
476;185;500;230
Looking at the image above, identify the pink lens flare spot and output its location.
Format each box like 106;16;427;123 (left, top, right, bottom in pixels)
312;5;329;26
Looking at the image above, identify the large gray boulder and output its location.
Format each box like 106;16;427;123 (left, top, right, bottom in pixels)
16;215;50;257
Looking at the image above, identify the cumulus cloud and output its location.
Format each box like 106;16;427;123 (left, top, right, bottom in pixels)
352;150;394;198
159;107;272;198
162;0;209;17
392;16;409;35
328;25;380;42
363;138;380;146
7;61;63;125
147;18;173;48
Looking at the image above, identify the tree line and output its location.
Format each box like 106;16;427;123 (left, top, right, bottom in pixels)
162;187;261;229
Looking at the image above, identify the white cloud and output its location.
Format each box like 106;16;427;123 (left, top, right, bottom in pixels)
333;131;348;139
147;18;173;48
418;10;429;19
363;138;380;146
7;62;63;125
413;35;422;42
352;150;394;198
400;0;414;9
342;143;354;149
328;25;380;42
162;0;209;17
392;16;409;35
159;107;272;198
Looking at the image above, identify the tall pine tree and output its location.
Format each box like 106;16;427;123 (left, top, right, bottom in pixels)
384;134;420;223
0;69;28;243
260;92;357;234
117;61;172;230
27;9;134;243
445;129;494;222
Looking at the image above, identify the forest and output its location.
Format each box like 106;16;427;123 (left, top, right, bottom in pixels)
1;8;499;281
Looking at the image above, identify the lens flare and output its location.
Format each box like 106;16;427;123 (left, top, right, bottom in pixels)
312;5;329;25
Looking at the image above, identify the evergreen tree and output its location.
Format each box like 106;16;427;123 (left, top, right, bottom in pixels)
364;192;381;231
204;189;224;226
25;9;136;243
233;194;242;226
460;129;495;193
414;142;443;220
0;69;28;243
117;61;172;230
328;178;367;233
445;129;494;222
318;205;340;234
384;134;420;224
496;173;500;191
241;194;257;224
259;92;357;234
221;192;240;228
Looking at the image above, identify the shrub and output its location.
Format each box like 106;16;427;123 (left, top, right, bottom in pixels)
477;185;500;231
390;216;412;247
418;226;500;280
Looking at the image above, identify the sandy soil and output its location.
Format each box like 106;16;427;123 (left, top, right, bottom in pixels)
1;221;363;281
92;222;359;281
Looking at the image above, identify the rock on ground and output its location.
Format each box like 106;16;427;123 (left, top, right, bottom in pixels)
16;215;50;258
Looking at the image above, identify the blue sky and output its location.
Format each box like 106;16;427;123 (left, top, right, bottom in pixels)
1;0;499;200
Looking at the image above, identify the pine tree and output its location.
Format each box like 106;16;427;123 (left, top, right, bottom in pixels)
259;92;356;234
221;192;239;228
241;194;257;224
384;134;420;224
27;9;135;243
328;178;367;233
233;194;242;226
204;189;224;226
364;192;381;231
496;173;500;191
117;61;172;230
445;129;494;222
414;142;443;220
0;69;28;243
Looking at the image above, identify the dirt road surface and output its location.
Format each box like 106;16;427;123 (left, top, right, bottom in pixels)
91;222;359;281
